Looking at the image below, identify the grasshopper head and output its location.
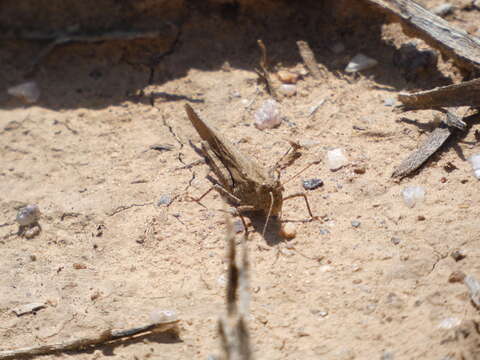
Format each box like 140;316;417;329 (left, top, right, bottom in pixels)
259;181;283;217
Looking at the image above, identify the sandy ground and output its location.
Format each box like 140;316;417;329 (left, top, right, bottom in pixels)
1;1;480;359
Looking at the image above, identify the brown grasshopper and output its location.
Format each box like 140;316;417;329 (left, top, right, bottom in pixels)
185;104;316;232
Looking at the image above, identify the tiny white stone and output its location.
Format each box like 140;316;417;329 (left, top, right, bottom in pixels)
438;317;461;329
345;53;378;73
149;309;177;324
401;186;425;208
278;84;296;97
319;265;333;273
468;154;480;179
7;81;40;103
326;148;348;171
254;99;281;130
217;274;227;287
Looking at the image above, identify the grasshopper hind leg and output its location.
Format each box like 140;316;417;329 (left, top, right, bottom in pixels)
282;192;318;221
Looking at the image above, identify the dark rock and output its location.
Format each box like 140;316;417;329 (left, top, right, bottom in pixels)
451;249;466;262
351;220;361;228
303;178;323;190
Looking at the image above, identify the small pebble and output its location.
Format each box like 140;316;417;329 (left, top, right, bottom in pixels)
345;53;378;73
351;264;362;272
279;223;297;239
391;237;401;245
149;309;177;324
7;81;40;103
451;249;466;262
381;351;395;360
351;220;361;228
319;229;330;235
353;166;366;174
217;274;227;286
254;99;281;130
278;84;297;97
467;154;480;179
438;317;461;329
157;195;173;206
311;309;329;317
417;215;426;221
448;270;466;283
401;186;425;208
24;225;40;239
319;265;333;272
431;3;453;17
29;254;37;261
73;263;87;270
303;178;323;190
326;148;348;171
277;70;299;84
16;204;41;226
384;98;396;107
280;248;295;257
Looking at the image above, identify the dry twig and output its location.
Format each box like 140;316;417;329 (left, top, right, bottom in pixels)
255;39;278;100
0;320;180;360
296;40;323;79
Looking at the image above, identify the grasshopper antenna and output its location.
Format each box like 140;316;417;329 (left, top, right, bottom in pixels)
282;160;321;186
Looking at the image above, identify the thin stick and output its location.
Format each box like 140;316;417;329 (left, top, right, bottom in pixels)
0;320;180;360
296;40;323;79
256;39;278;100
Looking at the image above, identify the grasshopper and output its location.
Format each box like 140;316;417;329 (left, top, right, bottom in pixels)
184;104;316;230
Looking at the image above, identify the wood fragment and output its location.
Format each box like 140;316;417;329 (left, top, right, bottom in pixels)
362;0;480;70
441;108;467;130
0;320;179;360
296;40;323;79
218;218;252;360
392;124;451;178
12;302;46;317
397;78;480;110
